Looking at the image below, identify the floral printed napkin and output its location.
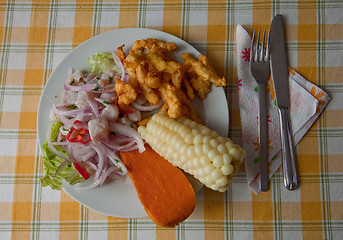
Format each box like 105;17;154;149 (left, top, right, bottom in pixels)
236;25;331;193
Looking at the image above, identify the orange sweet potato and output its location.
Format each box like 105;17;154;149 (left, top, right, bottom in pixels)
120;145;196;227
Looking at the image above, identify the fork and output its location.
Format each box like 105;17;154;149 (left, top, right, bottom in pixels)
250;29;271;192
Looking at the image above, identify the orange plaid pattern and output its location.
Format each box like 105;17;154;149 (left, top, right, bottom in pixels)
0;0;342;239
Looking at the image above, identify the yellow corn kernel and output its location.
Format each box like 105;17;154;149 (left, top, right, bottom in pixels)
138;111;246;192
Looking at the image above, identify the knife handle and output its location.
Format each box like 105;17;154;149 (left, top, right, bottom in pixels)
278;108;298;190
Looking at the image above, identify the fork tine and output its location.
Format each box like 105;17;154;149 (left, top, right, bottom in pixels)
261;30;266;61
266;29;271;60
256;30;261;61
251;30;256;62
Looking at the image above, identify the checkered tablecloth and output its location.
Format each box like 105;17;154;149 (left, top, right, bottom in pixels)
0;0;342;239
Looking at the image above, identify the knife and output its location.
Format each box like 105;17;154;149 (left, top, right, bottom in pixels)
270;14;298;190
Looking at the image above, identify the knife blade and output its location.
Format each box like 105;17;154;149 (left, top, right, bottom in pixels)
270;15;289;108
270;14;298;190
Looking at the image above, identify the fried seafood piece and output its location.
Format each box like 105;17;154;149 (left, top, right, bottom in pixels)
161;69;184;90
123;48;163;87
188;73;211;99
123;49;144;72
158;82;188;119
158;82;201;123
170;68;184;89
145;46;182;73
178;92;201;123
135;66;160;105
136;63;162;89
116;44;126;62
120;38;217;121
182;77;195;100
115;78;137;110
132;38;177;52
123;48;162;106
127;72;140;89
182;52;226;88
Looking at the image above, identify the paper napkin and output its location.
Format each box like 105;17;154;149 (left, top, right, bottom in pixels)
236;25;331;193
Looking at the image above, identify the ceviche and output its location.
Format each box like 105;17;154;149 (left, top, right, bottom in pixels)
40;51;162;190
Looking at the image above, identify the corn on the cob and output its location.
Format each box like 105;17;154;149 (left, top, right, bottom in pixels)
137;111;246;192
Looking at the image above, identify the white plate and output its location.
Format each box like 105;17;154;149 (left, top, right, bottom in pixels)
37;28;229;218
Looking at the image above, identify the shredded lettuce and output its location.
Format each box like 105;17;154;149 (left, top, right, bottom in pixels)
88;52;120;74
49;120;62;142
40;121;84;190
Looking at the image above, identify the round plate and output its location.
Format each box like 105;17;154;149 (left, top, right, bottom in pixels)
37;28;229;218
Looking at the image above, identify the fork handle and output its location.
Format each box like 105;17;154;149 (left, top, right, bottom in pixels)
258;82;269;192
278;108;298;190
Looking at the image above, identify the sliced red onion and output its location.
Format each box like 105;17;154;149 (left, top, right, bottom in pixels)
81;149;96;161
101;104;119;122
46;140;71;162
84;94;100;118
92;83;116;93
64;142;89;163
89;143;105;180
109;122;145;153
103;140;135;151
135;95;147;105
100;166;124;186
100;143;127;175
64;76;97;92
103;136;136;151
71;142;91;154
84;73;98;82
100;92;118;103
119;116;135;128
111;52;126;83
50;142;76;146
77;177;102;190
94;97;108;105
53;105;92;118
118;144;139;152
132;99;164;111
57;115;74;129
123;75;129;83
83;161;98;171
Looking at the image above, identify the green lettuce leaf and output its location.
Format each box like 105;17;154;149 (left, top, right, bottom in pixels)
88;52;120;74
40;121;85;190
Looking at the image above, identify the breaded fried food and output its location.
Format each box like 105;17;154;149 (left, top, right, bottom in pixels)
145;46;182;73
123;49;144;73
136;65;160;105
182;52;226;87
182;77;195;100
136;63;161;89
189;73;211;99
116;44;126;62
158;82;201;123
115;78;137;110
158;82;188;119
119;38;226;121
132;38;177;52
170;68;184;89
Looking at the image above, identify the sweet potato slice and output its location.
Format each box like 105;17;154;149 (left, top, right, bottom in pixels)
120;145;196;227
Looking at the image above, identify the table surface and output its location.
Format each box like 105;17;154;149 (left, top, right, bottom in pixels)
0;0;342;239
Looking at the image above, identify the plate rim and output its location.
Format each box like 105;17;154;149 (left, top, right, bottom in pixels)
37;27;229;218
